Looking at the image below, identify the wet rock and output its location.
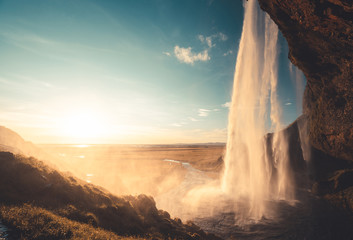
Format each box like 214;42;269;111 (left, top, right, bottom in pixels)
311;166;353;212
265;117;308;188
312;169;353;195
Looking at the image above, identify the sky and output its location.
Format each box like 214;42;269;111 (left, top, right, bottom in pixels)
0;0;305;144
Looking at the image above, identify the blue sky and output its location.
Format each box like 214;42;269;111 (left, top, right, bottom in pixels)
0;0;304;144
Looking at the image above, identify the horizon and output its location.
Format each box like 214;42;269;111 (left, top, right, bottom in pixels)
0;0;304;145
37;142;227;147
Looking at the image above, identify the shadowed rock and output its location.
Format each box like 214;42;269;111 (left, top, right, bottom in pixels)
257;0;353;162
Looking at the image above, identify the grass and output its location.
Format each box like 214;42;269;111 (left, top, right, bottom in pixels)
0;204;143;240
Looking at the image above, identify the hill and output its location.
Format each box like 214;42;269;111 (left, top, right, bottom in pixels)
0;151;220;240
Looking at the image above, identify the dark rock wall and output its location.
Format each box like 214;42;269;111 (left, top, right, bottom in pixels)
257;0;353;161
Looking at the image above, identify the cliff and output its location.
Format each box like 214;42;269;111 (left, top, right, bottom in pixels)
257;0;353;161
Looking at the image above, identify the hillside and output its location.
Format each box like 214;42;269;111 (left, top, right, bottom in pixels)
0;151;220;240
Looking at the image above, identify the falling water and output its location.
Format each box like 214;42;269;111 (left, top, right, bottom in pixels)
222;0;294;221
289;62;311;162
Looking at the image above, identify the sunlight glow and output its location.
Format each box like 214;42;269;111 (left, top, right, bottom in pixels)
74;144;90;148
59;108;107;141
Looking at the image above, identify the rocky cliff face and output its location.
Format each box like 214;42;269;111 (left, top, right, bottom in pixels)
257;0;353;161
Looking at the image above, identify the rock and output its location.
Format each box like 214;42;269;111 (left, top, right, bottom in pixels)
266;116;308;188
265;115;353;214
257;0;353;162
312;169;353;196
128;194;159;220
325;186;353;212
310;155;353;212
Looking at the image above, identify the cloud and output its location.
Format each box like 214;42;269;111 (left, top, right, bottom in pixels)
218;33;228;41
205;36;214;48
173;32;227;65
223;50;233;56
198;108;211;117
198;32;228;48
163;51;171;56
174;46;210;65
197;107;223;117
285;102;292;106
198;35;205;42
222;102;231;108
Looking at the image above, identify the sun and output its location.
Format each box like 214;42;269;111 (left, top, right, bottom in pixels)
59;108;107;141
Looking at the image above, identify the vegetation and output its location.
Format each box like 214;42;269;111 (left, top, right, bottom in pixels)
0;151;221;240
0;204;141;240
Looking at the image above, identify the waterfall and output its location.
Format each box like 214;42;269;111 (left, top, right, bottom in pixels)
222;0;294;221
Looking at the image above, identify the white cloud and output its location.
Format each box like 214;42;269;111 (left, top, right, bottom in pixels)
218;32;228;41
198;35;205;42
173;32;228;65
223;50;233;56
222;102;231;108
174;46;210;65
198;108;211;117
205;36;214;48
163;51;171;56
198;33;228;48
285;102;292;106
198;107;223;117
